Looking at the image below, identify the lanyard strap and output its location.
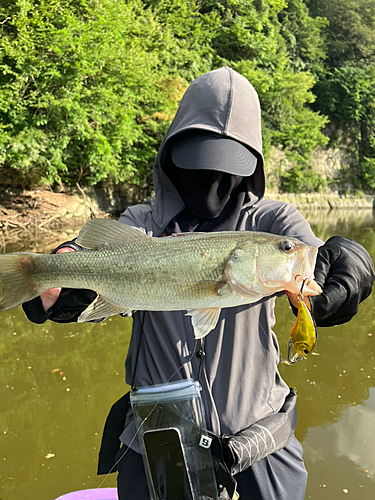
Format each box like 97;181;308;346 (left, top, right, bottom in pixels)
130;311;146;390
130;311;206;389
197;338;206;382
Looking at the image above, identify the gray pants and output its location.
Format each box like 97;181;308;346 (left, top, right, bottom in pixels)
115;436;307;499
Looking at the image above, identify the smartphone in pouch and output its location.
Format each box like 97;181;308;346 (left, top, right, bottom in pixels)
142;427;194;500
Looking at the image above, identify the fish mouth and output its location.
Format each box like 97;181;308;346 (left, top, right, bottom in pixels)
286;246;322;296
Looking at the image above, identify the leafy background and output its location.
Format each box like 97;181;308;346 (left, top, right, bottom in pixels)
1;0;375;194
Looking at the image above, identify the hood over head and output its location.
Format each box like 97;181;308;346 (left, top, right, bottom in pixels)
151;66;266;232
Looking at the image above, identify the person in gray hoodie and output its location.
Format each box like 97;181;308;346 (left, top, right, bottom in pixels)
23;67;374;499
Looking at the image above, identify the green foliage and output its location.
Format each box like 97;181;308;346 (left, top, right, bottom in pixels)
315;67;374;124
0;0;330;193
360;157;375;190
278;0;327;73
313;65;375;190
308;0;375;191
201;0;286;65
0;0;217;187
309;0;375;69
279;156;326;193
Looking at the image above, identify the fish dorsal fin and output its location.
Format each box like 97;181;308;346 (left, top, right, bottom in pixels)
77;294;132;322
76;219;150;250
186;308;221;339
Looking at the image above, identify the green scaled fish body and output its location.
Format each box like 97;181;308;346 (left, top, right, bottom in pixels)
0;219;322;338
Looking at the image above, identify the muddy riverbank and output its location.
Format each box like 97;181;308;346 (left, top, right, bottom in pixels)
0;187;107;251
1;186;374;226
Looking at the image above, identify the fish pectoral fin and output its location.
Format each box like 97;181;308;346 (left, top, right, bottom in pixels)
78;295;132;322
76;219;150;250
186;308;221;339
181;279;225;297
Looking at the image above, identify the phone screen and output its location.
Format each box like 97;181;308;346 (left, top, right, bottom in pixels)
143;428;194;500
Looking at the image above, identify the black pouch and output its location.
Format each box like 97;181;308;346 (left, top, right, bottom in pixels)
97;392;131;475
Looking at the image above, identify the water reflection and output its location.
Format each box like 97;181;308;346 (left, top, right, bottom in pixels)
0;310;132;500
0;209;374;499
335;388;375;477
301;389;375;499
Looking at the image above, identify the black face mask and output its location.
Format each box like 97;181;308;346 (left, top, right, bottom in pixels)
168;166;244;219
163;160;249;233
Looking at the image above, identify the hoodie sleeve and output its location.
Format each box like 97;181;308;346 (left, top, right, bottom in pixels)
252;200;323;247
118;200;153;233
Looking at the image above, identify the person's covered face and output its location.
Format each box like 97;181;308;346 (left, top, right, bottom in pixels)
170;168;243;219
165;132;258;219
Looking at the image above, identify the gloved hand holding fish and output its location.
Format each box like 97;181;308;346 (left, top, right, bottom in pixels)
0;218;322;339
284;235;375;364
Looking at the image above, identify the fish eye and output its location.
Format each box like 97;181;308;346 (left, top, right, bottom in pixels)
303;349;310;355
280;240;294;253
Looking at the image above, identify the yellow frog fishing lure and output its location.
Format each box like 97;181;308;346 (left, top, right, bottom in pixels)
282;280;318;365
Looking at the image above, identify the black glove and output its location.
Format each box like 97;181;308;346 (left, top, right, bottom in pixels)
309;236;375;327
22;240;97;324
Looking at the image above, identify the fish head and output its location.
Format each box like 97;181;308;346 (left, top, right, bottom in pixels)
252;235;322;295
226;234;322;298
283;242;322;296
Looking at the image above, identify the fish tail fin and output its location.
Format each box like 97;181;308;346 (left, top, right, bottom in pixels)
0;253;41;311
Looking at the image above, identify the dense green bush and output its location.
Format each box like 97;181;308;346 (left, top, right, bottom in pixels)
309;0;375;191
0;0;216;187
1;0;361;194
279;157;326;193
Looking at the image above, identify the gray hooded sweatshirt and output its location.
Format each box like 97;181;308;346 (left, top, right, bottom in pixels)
119;67;322;452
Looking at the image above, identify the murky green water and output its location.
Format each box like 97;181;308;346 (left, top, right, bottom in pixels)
0;209;374;499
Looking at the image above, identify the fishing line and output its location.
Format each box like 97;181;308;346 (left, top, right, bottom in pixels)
90;336;200;498
248;296;286;364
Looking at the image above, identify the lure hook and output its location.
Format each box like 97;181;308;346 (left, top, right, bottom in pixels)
296;277;310;302
283;338;305;365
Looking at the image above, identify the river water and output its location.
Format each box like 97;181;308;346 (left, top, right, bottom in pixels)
0;209;374;500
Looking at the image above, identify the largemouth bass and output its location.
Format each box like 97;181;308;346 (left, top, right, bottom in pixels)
0;219;322;338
